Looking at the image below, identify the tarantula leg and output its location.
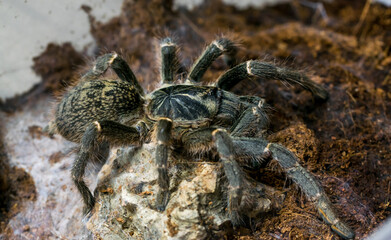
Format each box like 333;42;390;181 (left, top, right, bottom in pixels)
232;138;354;239
230;97;269;137
187;38;237;83
71;120;141;215
82;52;144;95
212;129;244;225
160;38;178;84
155;118;173;211
216;60;329;100
266;143;354;239
110;54;145;96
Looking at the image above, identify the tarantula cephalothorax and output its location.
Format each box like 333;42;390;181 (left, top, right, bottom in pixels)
49;38;354;239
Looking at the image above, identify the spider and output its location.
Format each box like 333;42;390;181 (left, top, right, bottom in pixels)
49;38;354;239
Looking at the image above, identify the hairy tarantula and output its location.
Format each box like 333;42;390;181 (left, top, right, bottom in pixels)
49;38;354;239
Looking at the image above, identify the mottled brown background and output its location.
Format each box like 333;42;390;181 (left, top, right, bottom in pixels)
1;0;390;239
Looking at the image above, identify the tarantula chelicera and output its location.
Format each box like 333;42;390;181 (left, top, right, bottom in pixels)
49;38;354;239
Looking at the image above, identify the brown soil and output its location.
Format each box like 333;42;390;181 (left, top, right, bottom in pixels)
1;0;390;239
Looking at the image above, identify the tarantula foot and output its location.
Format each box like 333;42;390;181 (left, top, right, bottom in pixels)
82;193;96;216
155;189;170;211
82;201;95;216
229;210;244;227
82;206;93;216
311;84;329;101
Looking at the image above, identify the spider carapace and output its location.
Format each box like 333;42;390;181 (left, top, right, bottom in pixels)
148;85;220;121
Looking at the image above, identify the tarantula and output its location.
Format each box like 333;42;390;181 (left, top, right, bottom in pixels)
49;38;354;239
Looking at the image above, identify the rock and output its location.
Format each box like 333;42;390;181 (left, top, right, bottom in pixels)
87;143;284;239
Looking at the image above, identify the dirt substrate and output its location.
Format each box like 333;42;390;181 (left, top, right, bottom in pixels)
1;0;390;239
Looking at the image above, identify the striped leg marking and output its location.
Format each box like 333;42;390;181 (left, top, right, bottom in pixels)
267;143;355;239
187;38;237;83
71;120;141;215
212;129;243;225
216;60;328;100
231;138;354;239
155;118;173;211
160;38;178;84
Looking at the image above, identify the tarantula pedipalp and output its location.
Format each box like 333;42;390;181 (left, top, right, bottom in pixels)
49;38;354;239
